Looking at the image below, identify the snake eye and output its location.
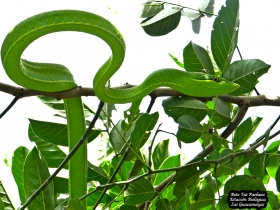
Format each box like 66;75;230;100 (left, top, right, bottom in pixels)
213;76;219;82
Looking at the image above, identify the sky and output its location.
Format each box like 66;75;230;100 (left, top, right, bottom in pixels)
0;0;279;207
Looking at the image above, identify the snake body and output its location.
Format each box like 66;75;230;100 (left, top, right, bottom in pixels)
1;10;238;206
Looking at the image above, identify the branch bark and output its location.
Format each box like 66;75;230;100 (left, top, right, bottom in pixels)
1;82;280;106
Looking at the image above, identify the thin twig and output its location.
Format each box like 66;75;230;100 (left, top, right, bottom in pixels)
146;96;156;113
237;46;260;95
143;104;250;208
0;88;23;119
93;126;280;209
101;109;153;172
158;129;180;148
153;0;216;16
250;115;280;148
236;46;243;60
90;147;130;209
19;101;105;210
102;185;127;209
148;123;162;178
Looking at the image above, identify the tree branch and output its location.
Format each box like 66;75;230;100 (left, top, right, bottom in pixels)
1;82;280;106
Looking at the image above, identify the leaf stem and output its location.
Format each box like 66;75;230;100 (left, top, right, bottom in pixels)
154;0;217;16
82;147;130;209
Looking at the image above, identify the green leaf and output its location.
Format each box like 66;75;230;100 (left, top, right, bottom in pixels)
155;198;172;210
266;155;280;179
205;0;215;17
0;199;4;210
54;199;68;210
162;97;208;122
237;149;258;171
175;161;211;192
216;195;231;210
172;183;193;210
0;181;14;210
12;146;29;204
223;59;271;95
66;197;84;210
109;194;124;209
173;162;211;209
123;100;142;130
100;103;117;128
88;162;109;184
37;96;93;117
249;153;266;180
191;16;201;34
161;184;176;202
212;134;228;151
232;117;263;151
176;114;202;143
154;154;180;185
120;204;139;210
168;53;184;68
215;149;238;178
124;178;154;205
211;0;239;72
188;185;215;210
129;159;145;179
183;41;214;74
53;177;68;194
244;167;251;175
276;166;280;192
266;191;279;210
224;175;266;193
110;101;142;154
23;147;55;210
263;172;270;185
181;0;210;20
131;112;159;150
266;140;280;154
207;97;231;129
112;157;133;181
28;125;67;169
140;3;164;18
37;96;65;113
110;120;130;154
152;139;169;170
119;161;134;181
202;174;216;192
29;119;100;146
141;8;181;36
87;188;113;206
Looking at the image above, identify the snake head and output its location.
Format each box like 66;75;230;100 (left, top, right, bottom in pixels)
188;72;239;96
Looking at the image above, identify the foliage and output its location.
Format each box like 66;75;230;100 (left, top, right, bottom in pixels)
0;0;280;209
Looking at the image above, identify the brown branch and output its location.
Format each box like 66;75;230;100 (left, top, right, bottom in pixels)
1;82;280;107
0;88;23;119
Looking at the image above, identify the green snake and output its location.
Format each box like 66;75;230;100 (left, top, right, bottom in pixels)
1;10;238;206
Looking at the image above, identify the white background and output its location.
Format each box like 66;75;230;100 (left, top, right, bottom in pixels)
0;0;279;207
